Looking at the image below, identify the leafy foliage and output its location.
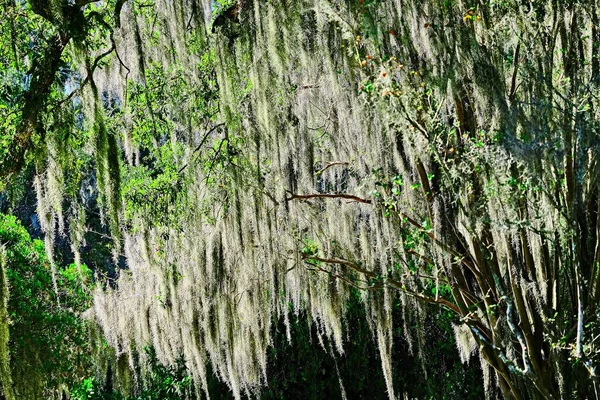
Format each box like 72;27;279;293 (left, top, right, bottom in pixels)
71;347;191;400
0;214;91;398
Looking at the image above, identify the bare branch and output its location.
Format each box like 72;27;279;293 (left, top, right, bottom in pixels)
178;123;225;174
298;84;321;90
509;43;521;102
286;191;371;204
315;161;349;175
303;254;460;313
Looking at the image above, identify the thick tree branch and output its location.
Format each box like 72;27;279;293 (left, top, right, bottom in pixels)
1;33;70;180
114;0;128;28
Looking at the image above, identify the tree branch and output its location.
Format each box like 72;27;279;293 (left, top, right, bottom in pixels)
303;254;460;313
177;123;225;174
286;191;371;204
509;43;521;102
1;33;71;180
315;161;349;175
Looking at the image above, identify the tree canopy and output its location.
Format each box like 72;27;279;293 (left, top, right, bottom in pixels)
1;0;600;399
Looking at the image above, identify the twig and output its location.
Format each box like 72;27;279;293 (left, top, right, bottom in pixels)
298;84;321;90
316;161;349;175
203;139;225;184
398;100;429;139
392;206;479;275
58;7;131;108
303;254;460;313
303;254;377;278
56;39;115;108
305;262;371;291
509;43;521;102
177;123;224;174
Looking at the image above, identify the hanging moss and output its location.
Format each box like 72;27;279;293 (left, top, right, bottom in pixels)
90;92;122;259
3;0;600;398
